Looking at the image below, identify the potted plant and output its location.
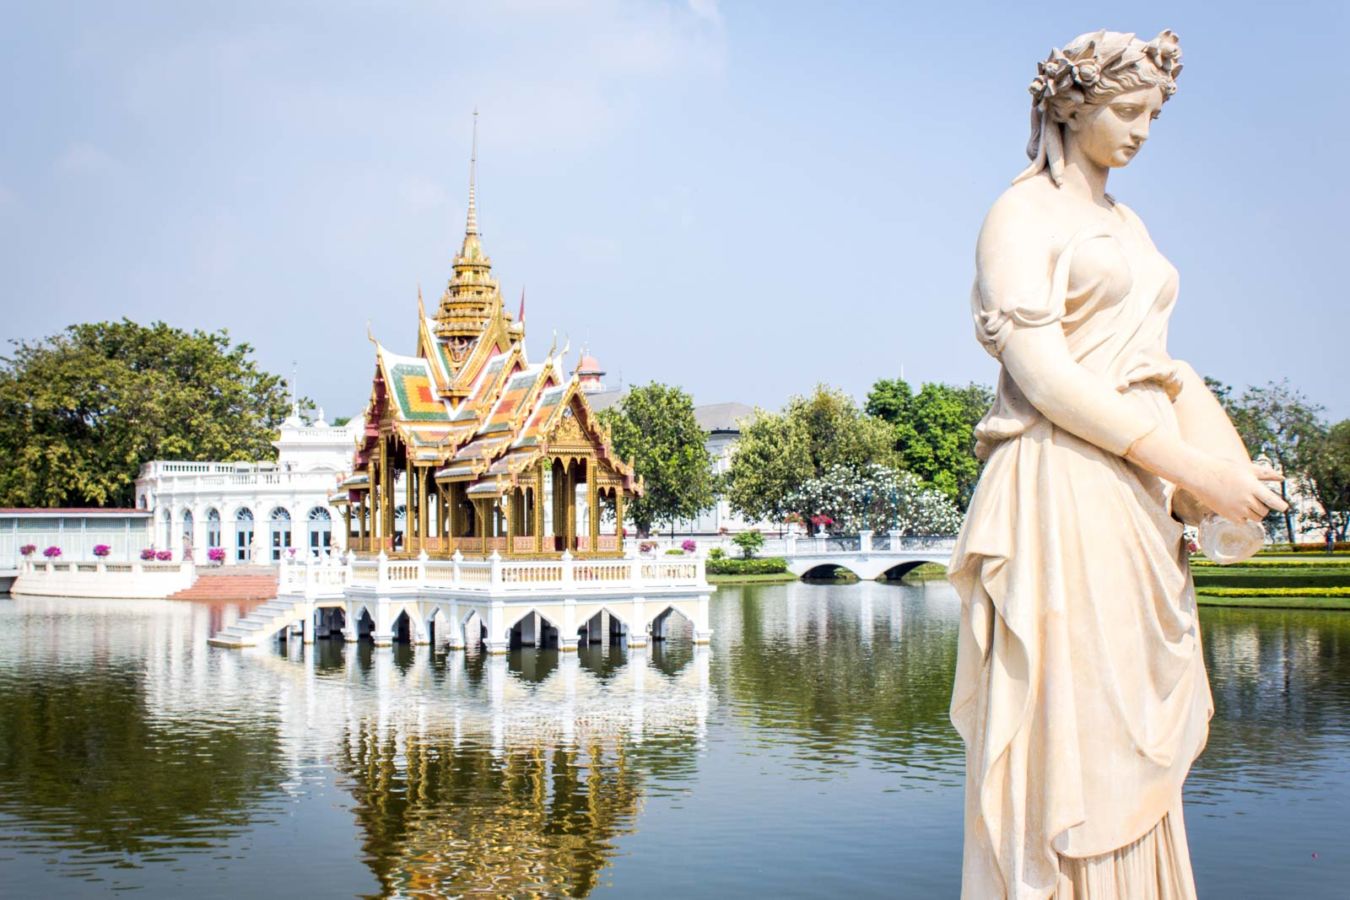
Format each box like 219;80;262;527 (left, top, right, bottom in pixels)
93;544;111;558
140;548;157;561
43;546;62;560
681;539;697;554
19;544;36;557
155;549;173;562
207;547;226;565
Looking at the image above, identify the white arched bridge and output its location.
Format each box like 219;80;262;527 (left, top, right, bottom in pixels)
778;531;956;580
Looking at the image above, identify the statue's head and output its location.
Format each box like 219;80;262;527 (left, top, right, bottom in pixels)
1015;30;1182;185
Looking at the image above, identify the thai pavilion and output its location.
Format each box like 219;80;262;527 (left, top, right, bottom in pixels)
337;154;641;560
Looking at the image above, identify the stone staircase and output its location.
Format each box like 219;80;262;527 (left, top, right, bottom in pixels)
168;566;279;603
207;596;308;648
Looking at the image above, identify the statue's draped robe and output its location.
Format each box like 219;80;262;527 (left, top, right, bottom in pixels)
950;203;1212;899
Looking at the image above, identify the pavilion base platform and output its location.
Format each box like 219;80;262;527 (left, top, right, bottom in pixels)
207;551;713;652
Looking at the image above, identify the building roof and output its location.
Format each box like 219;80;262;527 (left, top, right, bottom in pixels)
349;171;639;501
694;402;756;433
0;508;152;518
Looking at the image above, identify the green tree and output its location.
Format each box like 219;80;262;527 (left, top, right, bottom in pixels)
1221;380;1324;541
726;385;894;527
865;377;993;509
598;382;714;537
731;529;765;559
0;320;297;508
1305;420;1350;541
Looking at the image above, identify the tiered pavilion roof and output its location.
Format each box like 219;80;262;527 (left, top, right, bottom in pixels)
339;134;640;559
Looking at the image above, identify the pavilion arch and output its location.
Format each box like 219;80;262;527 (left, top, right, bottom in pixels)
574;604;630;645
507;608;560;649
461;609;488;648
354;604;376;639
649;604;695;642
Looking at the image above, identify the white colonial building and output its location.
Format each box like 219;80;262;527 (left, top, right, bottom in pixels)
135;410;362;564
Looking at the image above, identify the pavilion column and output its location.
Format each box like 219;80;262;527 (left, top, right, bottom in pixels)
615;493;626;548
535;463;546;553
587;463;599;553
417;466;429;551
564;463;576;551
404;446;415;553
504;493;514;556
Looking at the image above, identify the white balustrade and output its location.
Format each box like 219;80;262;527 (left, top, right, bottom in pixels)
275;549;712;596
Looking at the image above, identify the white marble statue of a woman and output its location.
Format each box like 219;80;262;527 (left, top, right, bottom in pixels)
948;30;1288;899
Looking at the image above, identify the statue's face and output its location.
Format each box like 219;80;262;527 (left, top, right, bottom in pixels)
1067;85;1165;169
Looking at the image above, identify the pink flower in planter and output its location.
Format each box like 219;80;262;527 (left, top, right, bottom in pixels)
93;544;111;557
19;544;36;557
155;550;173;562
207;547;226;564
43;546;62;559
681;539;697;553
141;548;157;561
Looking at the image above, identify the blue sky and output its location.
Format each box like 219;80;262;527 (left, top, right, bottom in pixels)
2;1;1346;420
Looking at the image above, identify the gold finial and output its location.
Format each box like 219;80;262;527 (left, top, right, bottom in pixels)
366;320;377;345
466;108;479;236
417;284;425;318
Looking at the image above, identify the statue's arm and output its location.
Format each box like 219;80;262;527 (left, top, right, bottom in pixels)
977;204;1157;455
979;206;1284;522
1169;361;1249;463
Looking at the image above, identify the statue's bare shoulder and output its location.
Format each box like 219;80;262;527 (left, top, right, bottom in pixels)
976;177;1064;293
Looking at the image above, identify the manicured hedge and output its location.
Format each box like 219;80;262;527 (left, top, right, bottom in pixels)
1196;586;1350;598
1262;542;1350;554
706;556;788;576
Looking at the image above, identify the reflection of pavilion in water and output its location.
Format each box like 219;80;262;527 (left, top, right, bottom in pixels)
218;627;711;898
1;598;711;897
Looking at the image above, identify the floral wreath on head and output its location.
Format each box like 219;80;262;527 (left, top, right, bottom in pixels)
1016;29;1182;186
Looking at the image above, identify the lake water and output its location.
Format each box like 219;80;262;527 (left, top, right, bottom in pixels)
1;582;1347;897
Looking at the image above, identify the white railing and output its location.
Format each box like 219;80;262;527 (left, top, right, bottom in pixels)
625;531;958;558
11;558;196;599
276;549;709;596
143;469;342;493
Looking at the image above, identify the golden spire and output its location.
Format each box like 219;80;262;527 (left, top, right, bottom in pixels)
466;108;479;237
435;108;502;347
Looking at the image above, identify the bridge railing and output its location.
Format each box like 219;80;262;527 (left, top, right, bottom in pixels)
278;549;708;597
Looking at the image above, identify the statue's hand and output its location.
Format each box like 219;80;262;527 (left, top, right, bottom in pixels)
1186;459;1288;524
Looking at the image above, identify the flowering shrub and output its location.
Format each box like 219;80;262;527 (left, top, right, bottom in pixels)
19;544;36;557
207;547;226;564
639;541;657;555
681;539;697;553
141;548;157;561
93;544;111;558
787;463;964;536
43;546;62;559
155;550;173;562
810;514;834;532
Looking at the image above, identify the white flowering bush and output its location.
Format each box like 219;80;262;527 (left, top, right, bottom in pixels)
786;463;963;536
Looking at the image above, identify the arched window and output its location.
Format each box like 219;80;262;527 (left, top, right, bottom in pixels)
206;508;222;549
235;508;255;562
270;507;292;561
308;507;332;553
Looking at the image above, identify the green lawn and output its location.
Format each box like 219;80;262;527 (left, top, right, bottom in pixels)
706;572;800;585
